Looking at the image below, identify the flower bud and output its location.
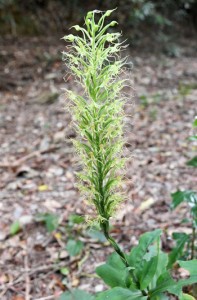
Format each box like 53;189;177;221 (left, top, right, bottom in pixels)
110;21;118;27
105;9;115;17
94;25;99;32
73;25;80;31
63;34;75;42
87;11;93;19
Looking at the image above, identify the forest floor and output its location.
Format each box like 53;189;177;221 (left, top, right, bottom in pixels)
0;35;196;300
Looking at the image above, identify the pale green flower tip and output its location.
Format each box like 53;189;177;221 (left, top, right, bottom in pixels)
110;21;118;27
73;25;81;31
105;9;116;17
106;33;120;42
106;33;113;42
94;25;99;32
63;34;75;42
86;11;93;19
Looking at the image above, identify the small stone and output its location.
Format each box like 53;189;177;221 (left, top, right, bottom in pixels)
19;215;34;226
53;131;65;143
47;166;64;177
95;284;104;292
0;232;7;241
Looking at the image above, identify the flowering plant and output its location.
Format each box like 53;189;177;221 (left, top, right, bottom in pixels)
62;10;197;300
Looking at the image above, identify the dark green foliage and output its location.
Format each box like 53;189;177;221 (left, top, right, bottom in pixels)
96;230;197;299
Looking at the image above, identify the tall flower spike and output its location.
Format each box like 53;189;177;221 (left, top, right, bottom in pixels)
63;10;142;288
63;10;127;224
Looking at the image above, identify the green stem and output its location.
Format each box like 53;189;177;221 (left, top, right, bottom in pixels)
191;226;196;259
100;219;147;296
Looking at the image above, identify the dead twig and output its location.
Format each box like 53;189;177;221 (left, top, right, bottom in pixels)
32;295;57;300
0;261;66;291
0;146;60;170
25;252;31;300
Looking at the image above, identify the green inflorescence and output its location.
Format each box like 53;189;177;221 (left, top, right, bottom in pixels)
63;9;127;224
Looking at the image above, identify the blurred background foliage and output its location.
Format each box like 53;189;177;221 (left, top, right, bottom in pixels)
0;0;196;46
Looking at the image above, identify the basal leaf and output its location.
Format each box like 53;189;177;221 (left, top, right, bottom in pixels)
60;289;95;300
178;260;197;276
167;233;189;269
96;263;127;288
171;190;197;209
150;294;169;300
10;220;21;235
180;293;196;300
107;252;125;269
66;239;84;257
188;135;197;141
45;214;59;232
128;229;162;269
68;214;85;225
187;156;197;167
193;118;197;127
148;251;168;291
149;272;176;297
139;245;159;290
150;261;197;298
96;287;147;300
87;228;106;242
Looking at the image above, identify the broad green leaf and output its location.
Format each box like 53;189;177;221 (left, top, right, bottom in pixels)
171;190;197;209
139;254;159;290
187;156;197;167
96;287;147;300
36;213;59;232
167;276;197;298
167;233;189;269
150;261;197;298
150;294;169;300
96;263;127;288
128;229;162;269
188;135;197;141
87;228;106;242
68;214;85;225
137;244;160;290
149;272;176;297
60;289;95;300
178;260;197;275
45;214;59;232
149;251;168;291
180;293;195;300
10;220;20;235
60;267;69;276
193;118;197;127
96;252;133;288
66;239;84;257
107;252;125;269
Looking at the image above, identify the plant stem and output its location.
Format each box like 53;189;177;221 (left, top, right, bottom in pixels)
191;226;196;259
100;220;147;296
